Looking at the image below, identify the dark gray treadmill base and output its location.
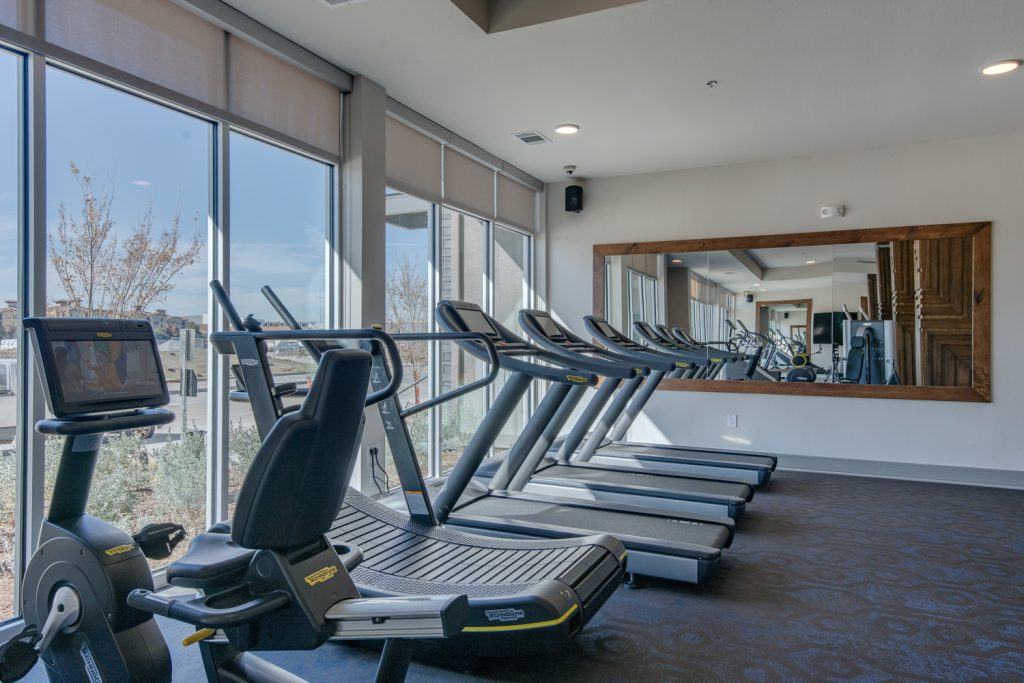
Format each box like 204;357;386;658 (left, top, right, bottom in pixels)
329;490;626;655
537;463;752;502
439;487;730;583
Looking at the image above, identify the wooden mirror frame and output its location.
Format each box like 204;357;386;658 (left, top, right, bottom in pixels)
593;222;991;402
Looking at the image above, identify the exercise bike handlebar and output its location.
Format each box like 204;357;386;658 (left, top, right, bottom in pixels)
128;588;292;629
35;408;175;436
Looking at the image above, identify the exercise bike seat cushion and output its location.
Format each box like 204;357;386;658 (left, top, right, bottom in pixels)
165;532;255;590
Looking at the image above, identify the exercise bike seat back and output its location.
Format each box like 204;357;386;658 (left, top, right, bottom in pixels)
166;347;371;589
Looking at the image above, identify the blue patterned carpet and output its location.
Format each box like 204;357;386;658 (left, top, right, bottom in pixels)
23;471;1024;681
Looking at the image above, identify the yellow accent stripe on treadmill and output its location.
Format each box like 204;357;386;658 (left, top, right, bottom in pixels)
462;603;579;633
619;551;628;563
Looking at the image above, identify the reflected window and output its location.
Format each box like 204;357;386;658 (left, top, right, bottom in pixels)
627;270;658;341
45;66;212;569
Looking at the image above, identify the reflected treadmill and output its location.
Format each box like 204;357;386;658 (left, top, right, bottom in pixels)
211;281;627;657
569;316;779;486
426;300;735;584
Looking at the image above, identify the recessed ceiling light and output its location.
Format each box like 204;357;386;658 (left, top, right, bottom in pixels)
724;271;735;275
805;260;817;264
981;59;1022;76
554;123;580;135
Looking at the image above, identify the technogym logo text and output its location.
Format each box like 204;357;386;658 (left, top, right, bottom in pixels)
484;608;525;623
304;566;338;586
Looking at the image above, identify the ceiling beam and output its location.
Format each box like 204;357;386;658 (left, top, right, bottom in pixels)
450;0;648;34
728;249;764;281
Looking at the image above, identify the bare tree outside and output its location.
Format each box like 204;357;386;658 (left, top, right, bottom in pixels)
385;254;429;403
49;162;203;318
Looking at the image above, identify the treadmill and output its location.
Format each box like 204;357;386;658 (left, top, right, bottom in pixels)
484;308;755;519
423;300;735;584
575;315;779;486
257;288;737;583
210;282;627;657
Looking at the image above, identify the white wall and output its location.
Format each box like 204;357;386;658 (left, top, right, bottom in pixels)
545;133;1024;474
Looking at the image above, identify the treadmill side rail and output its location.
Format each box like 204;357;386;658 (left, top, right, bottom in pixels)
324;594;470;640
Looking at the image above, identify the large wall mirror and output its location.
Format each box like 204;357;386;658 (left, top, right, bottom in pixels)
594;222;991;402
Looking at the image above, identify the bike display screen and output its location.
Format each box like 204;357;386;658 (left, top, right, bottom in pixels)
25;318;170;417
50;339;164;407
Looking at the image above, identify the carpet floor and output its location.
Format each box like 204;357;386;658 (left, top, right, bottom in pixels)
22;471;1024;682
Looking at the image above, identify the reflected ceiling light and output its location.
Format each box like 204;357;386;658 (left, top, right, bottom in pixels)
805;260;817;264
981;59;1021;76
554;123;580;135
671;258;682;263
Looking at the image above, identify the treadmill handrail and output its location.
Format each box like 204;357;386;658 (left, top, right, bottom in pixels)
584;316;702;369
210;328;403;408
518;309;670;373
517;310;638;379
260;284;504;409
435;301;600;386
390;332;500;418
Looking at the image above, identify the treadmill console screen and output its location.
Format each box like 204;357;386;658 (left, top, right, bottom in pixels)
593;319;619;339
457;307;499;338
536;316;565;340
26;318;169;417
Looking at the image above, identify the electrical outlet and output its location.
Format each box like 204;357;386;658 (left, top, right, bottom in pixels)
726;414;738;428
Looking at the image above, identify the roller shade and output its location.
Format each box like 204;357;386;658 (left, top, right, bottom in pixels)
496;173;537;232
44;0;227;108
0;0;32;32
385;117;442;203
443;147;494;219
228;36;340;154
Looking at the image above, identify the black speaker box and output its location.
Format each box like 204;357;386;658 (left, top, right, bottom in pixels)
745;293;754;303
565;185;583;213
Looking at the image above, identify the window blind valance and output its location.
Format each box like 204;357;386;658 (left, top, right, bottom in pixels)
385;116;442;203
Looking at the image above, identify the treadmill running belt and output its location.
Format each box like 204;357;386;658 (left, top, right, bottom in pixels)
331;491;619;595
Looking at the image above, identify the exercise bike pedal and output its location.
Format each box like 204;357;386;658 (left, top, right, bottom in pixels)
134;522;187;560
0;626;40;682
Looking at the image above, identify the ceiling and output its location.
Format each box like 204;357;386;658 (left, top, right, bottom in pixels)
666;243;876;293
225;0;1024;182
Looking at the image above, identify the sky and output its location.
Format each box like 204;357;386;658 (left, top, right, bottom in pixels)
2;60;335;327
0;54;499;333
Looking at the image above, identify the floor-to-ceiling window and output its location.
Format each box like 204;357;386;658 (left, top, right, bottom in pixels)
227;132;331;504
438;207;487;473
0;47;22;621
383;189;433;488
44;66;213;568
492;225;531;453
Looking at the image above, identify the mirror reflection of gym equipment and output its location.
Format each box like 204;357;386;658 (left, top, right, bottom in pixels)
604;228;984;393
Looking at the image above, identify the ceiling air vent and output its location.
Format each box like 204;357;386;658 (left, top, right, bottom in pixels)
512;130;551;145
322;0;372;7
